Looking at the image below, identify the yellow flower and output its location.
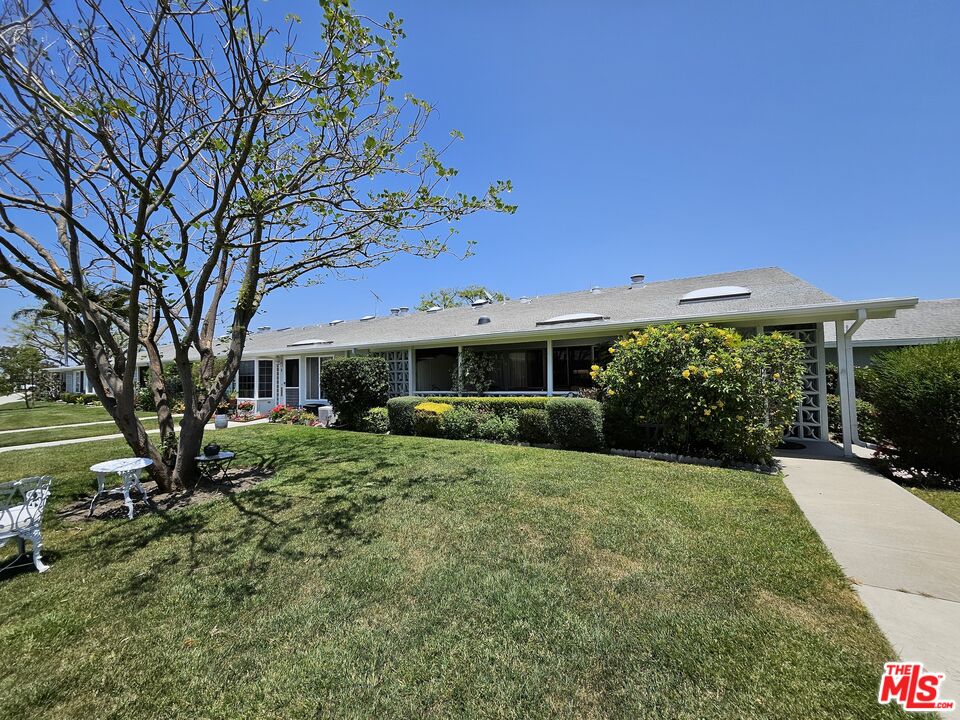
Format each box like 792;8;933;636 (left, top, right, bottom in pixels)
591;364;600;372
688;365;698;372
609;347;616;354
714;367;723;375
773;372;781;380
703;409;711;416
682;369;691;379
736;415;744;421
607;389;615;396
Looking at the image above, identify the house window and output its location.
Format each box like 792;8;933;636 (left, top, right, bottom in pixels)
553;346;596;391
257;360;274;398
305;357;323;399
488;348;545;392
237;360;255;397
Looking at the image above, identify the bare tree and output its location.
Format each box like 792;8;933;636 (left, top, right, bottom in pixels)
0;0;513;490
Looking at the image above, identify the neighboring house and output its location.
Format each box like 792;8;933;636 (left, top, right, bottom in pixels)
824;298;960;366
48;267;918;456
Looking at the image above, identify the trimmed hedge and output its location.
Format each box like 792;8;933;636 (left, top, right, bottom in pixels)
386;396;604;451
546;398;604;451
320;356;389;429
870;341;960;481
361;407;390;434
826;394;879;444
518;408;551;444
420;396;548;416
386;396;421;436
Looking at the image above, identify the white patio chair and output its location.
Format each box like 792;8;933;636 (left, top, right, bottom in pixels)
0;476;52;573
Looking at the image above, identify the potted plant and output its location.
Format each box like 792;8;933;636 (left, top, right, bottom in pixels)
214;404;230;429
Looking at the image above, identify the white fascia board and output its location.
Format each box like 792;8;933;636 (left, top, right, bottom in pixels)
241;297;919;358
825;336;949;349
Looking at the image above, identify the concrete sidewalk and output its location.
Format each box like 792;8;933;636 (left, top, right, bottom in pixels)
0;418;269;453
779;448;960;713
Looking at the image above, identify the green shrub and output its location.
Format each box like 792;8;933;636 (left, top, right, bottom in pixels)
413;401;452;438
477;414;519;443
826;394;880;444
361;407;390;434
441;405;481;440
545;398;603;451
61;391;76;404
136;385;156;411
826;363;880;404
269;404;315;425
386;397;420;435
518;408;551;444
870;341;960;481
593;324;805;463
320;356;389;429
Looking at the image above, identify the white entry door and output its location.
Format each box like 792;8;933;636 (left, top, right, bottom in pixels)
284;358;300;407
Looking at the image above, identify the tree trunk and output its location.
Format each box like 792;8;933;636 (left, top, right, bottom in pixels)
173;417;206;488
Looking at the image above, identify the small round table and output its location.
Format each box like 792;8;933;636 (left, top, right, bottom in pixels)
194;451;236;482
89;458;152;519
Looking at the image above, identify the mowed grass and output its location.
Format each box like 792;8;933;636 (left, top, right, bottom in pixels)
0;399;118;430
0;426;911;719
908;487;960;524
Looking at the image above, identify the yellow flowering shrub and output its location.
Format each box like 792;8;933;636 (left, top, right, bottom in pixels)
594;323;806;463
413;401;453;437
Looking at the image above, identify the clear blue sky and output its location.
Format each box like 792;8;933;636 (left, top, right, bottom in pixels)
2;0;958;335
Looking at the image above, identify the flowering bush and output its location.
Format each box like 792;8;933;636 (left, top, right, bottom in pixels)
593;324;806;463
237;400;254;413
268;404;317;426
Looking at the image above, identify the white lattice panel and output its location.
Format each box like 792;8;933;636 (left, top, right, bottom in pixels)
765;324;824;440
374;350;409;397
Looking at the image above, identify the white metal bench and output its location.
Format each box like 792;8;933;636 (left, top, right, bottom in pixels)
0;476;52;573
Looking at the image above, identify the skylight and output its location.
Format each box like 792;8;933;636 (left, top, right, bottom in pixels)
328;319;343;325
360;315;375;321
678;286;752;304
287;339;333;347
536;312;608;326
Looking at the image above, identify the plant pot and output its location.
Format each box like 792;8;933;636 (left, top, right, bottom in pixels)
214;414;229;430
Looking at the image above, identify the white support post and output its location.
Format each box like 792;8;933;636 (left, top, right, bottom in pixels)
835;320;854;457
843;309;867;446
407;348;415;395
546;339;554;396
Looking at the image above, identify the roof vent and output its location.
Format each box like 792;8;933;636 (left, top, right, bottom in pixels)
630;274;645;285
679;286;752;304
425;305;442;313
518;296;530;303
328;319;343;326
360;314;375;321
389;307;400;316
256;326;271;332
471;297;490;307
398;306;409;314
477;316;491;325
536;312;608;326
590;286;602;294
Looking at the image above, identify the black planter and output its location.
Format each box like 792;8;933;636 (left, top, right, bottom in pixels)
203;443;221;457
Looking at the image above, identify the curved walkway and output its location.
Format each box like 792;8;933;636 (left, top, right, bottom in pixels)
779;443;960;713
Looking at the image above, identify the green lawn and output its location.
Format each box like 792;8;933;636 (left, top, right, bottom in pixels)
0;426;910;719
0;400;118;430
908;487;960;524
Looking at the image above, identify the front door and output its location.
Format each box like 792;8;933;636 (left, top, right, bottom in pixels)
284;359;300;407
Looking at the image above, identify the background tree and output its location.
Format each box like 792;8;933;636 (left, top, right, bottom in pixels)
416;285;508;311
0;0;514;491
0;344;46;407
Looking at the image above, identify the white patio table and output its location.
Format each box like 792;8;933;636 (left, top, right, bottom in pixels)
89;458;152;519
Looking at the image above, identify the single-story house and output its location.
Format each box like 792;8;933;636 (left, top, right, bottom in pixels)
824;298;960;366
51;267;919;456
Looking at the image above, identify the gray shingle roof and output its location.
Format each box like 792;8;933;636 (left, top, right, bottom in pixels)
824;298;960;345
234;267;838;355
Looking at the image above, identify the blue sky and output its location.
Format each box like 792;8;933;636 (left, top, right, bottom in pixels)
2;0;958;335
